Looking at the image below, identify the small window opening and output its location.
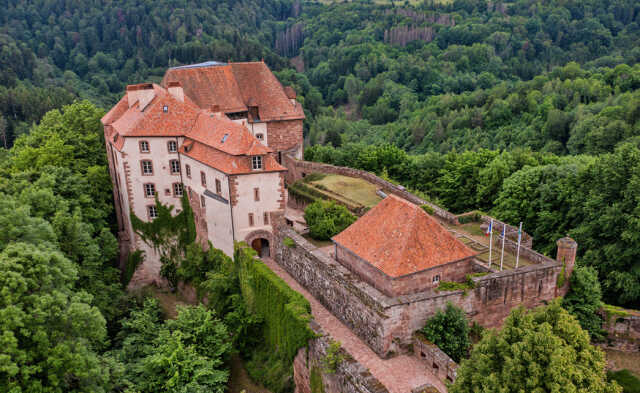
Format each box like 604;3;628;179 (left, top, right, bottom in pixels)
252;156;263;170
256;133;264;140
264;212;269;225
432;275;440;284
248;213;254;226
215;179;222;194
200;195;206;208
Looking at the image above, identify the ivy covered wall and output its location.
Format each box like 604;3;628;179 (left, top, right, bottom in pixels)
235;242;315;363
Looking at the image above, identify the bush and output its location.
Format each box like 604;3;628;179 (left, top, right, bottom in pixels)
563;265;605;340
420;303;471;362
304;201;357;240
283;237;296;248
607;370;640;393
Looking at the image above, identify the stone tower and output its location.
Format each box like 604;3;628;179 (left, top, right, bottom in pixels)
556;237;578;295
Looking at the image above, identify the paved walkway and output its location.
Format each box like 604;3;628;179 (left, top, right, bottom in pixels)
262;258;447;393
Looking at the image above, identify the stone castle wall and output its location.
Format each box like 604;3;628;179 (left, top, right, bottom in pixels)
412;333;458;385
294;320;388;393
282;155;459;224
274;227;565;358
600;310;640;352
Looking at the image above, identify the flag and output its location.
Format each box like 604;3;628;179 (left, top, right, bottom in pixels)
485;220;492;236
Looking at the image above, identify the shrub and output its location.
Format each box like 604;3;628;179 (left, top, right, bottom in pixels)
562;265;606;340
304;201;357;240
420;303;471;362
607;370;640;393
420;204;435;215
283;237;296;248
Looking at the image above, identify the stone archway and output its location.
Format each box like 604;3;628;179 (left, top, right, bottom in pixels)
245;230;273;259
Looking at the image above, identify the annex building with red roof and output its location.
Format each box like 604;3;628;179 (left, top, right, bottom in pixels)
102;61;298;286
332;195;478;297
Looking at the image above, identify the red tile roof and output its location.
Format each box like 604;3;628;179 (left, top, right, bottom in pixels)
161;62;305;121
101;84;281;174
332;195;477;277
187;111;272;156
180;140;285;175
103;84;201;137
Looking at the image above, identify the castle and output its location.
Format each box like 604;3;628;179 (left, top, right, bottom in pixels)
103;61;583;393
102;61;303;284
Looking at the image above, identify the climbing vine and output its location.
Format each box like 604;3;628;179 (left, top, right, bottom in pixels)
130;192;196;288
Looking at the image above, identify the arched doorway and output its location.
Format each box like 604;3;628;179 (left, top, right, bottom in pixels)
251;238;270;258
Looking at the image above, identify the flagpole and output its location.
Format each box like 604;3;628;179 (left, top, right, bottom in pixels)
488;219;493;269
500;224;505;271
515;222;522;268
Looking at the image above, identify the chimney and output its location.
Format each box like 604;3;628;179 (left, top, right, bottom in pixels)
126;83;155;110
167;81;184;102
556;237;577;292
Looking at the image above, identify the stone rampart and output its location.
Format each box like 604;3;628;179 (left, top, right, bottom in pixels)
294;320;388;393
275;227;565;358
600;309;640;352
282;155;459;224
413;333;458;384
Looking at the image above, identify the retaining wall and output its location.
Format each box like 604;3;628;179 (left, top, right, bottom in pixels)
601;310;640;352
413;333;458;384
275;227;565;358
293;320;388;393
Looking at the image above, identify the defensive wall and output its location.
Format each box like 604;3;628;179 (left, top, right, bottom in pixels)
282;155;458;224
412;333;458;385
600;308;640;352
294;320;389;393
274;226;570;359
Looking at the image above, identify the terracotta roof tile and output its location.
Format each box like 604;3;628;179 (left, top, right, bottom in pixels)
187;111;272;156
180;140;285;175
230;62;305;121
104;84;201;137
162;65;247;113
161;62;305;121
332;195;477;277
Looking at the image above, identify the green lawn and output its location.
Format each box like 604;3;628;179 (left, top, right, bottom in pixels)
310;174;382;208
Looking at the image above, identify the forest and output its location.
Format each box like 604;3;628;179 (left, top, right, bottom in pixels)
1;0;640;391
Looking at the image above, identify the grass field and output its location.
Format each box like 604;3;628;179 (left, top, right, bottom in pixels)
309;174;382;208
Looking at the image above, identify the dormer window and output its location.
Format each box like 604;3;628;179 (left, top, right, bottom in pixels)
252;156;263;170
163;105;169;113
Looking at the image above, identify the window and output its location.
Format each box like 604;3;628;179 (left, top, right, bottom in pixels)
143;183;155;198
201;171;206;187
139;140;150;153
163;105;168;113
248;213;254;227
141;160;153;175
170;159;180;174
432;275;440;284
173;183;183;197
185;164;191;178
215;179;222;194
200;195;206;208
148;205;158;219
252;156;262;170
168;140;177;153
264;212;269;225
256;133;264;140
254;187;260;201
164;188;171;196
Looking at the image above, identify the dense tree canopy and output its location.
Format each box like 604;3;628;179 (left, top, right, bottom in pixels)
451;301;621;393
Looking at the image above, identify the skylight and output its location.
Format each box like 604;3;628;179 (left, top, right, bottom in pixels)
221;133;229;143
